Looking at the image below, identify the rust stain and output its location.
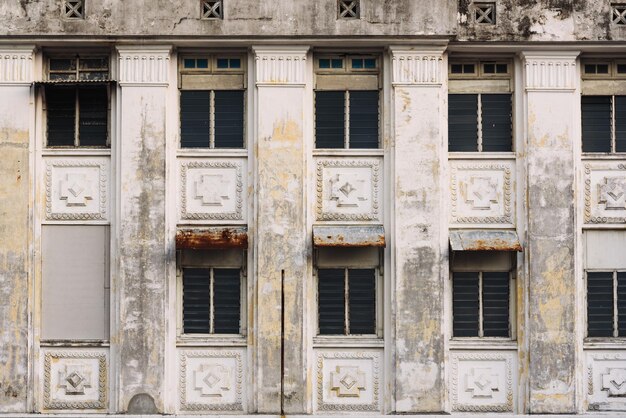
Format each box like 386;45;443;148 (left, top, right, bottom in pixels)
313;234;385;247
464;238;522;251
176;228;248;249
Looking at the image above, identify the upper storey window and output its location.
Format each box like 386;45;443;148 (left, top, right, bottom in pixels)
581;60;626;153
44;56;110;147
314;54;380;149
179;54;245;149
448;60;513;152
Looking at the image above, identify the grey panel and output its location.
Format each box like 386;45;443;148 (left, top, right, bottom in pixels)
42;225;109;340
451;250;514;272
585;230;626;269
316;247;379;268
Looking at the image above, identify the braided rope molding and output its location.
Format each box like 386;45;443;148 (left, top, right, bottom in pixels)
584;163;626;224
450;352;514;412
45;159;108;221
180;159;244;221
43;351;107;410
450;162;513;225
315;158;381;222
315;351;381;412
179;349;244;412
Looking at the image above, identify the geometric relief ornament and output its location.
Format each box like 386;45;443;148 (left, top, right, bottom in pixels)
450;160;514;226
315;350;381;412
585;162;626;224
450;352;514;412
42;350;107;410
179;159;245;222
316;158;382;222
586;351;626;411
45;158;109;221
179;349;244;412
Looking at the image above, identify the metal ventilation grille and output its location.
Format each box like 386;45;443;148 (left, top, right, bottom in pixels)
481;94;512;152
349;91;379;149
618;272;626;336
78;87;108;146
46;87;76;146
318;269;345;335
449;94;479;152
212;269;241;334
482;272;510;337
474;3;495;24
202;1;223;19
348;269;376;335
180;91;210;148
214;90;244;148
315;91;345;149
63;0;84;19
338;0;359;19
182;268;211;334
587;272;615;337
615;96;626;152
452;272;480;337
582;96;612;153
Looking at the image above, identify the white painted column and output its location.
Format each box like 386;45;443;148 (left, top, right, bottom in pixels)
521;51;579;414
0;46;34;413
115;46;172;414
252;46;309;414
390;46;447;412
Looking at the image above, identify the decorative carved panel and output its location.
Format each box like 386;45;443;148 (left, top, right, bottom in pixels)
179;349;245;412
316;158;382;222
179;159;246;222
314;350;381;412
0;48;34;84
117;47;171;85
586;351;626;411
450;351;515;412
390;47;445;85
45;158;109;221
41;350;107;411
584;162;626;225
253;47;308;85
522;53;578;90
450;160;514;226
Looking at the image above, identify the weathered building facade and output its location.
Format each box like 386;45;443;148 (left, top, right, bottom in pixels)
1;0;626;416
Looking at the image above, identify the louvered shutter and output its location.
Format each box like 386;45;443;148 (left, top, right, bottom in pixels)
615;96;626;152
449;94;478;151
482;272;510;337
318;269;345;335
582;96;611;153
182;268;211;333
47;86;76;146
214;90;244;148
213;268;241;334
453;272;480;337
618;272;626;336
315;91;345;148
587;272;614;337
481;94;512;152
348;269;376;334
78;86;108;146
180;91;210;148
349;90;379;149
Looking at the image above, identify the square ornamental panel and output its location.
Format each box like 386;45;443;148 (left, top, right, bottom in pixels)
450;160;515;226
41;349;108;411
450;351;516;412
316;158;382;222
584;162;626;225
314;350;382;412
178;349;246;412
45;158;109;221
179;159;246;222
586;351;626;411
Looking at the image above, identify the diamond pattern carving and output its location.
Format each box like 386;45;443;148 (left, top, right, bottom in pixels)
42;350;107;410
180;159;245;222
316;158;382;222
45;159;109;221
584;163;626;224
330;366;366;397
602;368;626;397
179;350;245;412
450;160;514;226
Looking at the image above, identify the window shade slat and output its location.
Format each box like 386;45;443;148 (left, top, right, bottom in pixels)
183;268;211;333
180;91;210;148
582;96;611;153
348;269;376;334
78;86;108;146
315;91;345;149
449;94;478;151
213;268;241;334
453;272;480;337
318;269;345;335
587;272;615;337
482;272;510;337
618;272;626;336
214;90;244;148
47;86;76;146
615;96;626;152
481;94;512;152
349;91;379;149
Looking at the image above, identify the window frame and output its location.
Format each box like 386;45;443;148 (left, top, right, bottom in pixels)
584;269;626;340
43;55;112;148
176;250;247;341
178;53;247;149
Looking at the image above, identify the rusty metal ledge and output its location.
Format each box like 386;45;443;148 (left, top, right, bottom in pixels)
176;227;248;250
313;226;385;248
450;230;522;252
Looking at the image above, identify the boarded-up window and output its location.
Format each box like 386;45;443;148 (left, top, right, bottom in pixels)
42;225;109;340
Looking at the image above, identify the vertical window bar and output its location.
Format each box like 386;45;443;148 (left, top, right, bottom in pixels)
345;91;350;149
615;271;619;337
210;90;216;148
478;272;484;337
74;89;80;146
612;95;617;153
477;93;483;152
209;269;215;334
344;268;350;335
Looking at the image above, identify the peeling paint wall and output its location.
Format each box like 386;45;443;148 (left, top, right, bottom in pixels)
0;84;31;413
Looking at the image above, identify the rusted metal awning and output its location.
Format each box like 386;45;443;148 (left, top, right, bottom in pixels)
34;79;117;86
313;226;385;248
449;230;522;252
176;227;248;250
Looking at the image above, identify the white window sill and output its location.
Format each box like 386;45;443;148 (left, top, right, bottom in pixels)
448;152;516;160
449;338;518;350
313;149;384;157
176;334;248;347
313;335;383;348
584;338;626;350
177;148;248;158
40;340;110;347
